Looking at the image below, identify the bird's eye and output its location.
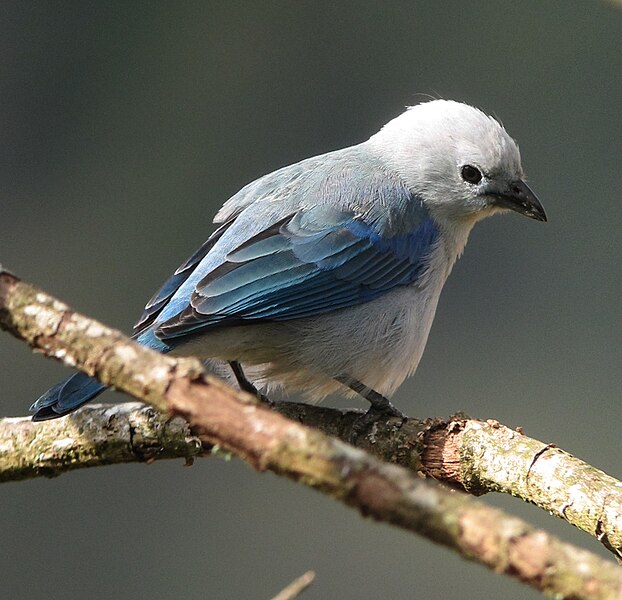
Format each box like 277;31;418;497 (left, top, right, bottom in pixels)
461;165;482;184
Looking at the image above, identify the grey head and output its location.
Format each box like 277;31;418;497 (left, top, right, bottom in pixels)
367;99;546;225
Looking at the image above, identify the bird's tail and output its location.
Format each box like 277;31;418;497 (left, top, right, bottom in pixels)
30;329;171;421
30;372;107;421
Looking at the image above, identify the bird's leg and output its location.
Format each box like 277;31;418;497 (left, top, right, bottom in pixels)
335;374;405;417
229;361;273;406
335;374;406;441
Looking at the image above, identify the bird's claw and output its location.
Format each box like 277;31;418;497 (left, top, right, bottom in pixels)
256;390;274;407
348;403;406;443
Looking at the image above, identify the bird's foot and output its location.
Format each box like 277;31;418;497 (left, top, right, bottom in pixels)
334;373;406;442
348;401;406;443
229;360;274;407
241;383;275;408
255;389;274;407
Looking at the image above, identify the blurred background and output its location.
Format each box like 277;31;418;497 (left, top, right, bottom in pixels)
1;1;621;598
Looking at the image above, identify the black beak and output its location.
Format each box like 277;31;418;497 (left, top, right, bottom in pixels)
491;179;547;222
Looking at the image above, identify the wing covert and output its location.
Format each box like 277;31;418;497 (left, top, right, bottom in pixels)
133;145;439;342
156;205;438;339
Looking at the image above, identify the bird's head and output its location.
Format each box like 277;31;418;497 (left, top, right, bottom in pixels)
369;99;546;226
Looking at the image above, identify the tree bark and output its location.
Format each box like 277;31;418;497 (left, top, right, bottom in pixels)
2;268;622;599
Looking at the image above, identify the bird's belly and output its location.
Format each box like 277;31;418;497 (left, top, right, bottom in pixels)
173;281;444;401
322;283;443;396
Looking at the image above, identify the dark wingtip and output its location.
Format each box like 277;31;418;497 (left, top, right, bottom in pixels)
31;406;65;422
30;373;107;421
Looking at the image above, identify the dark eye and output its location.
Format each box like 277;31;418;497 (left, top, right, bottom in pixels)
461;165;482;184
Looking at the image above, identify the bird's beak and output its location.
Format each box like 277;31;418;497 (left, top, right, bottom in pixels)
490;179;547;222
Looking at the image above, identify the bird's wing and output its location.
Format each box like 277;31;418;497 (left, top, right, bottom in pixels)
133;150;354;334
155;202;438;339
134;145;439;341
133;219;234;333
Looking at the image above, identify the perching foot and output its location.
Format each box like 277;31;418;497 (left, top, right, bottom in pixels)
335;374;406;441
229;361;273;406
349;405;405;442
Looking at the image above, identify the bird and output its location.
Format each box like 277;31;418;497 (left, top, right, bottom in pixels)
30;99;546;422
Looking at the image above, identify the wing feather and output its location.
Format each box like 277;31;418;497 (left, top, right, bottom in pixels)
156;209;438;339
134;145;439;343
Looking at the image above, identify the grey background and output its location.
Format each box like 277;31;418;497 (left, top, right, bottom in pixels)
1;1;621;598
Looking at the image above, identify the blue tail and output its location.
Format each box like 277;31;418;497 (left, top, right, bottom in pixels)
30;372;108;421
30;330;171;421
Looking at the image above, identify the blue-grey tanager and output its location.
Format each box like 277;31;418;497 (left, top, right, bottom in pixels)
31;100;546;421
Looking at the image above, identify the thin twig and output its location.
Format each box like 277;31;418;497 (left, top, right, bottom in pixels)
270;571;316;600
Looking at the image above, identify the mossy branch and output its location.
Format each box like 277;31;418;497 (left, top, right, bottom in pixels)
2;268;622;599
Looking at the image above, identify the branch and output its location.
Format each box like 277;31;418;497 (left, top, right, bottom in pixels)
2;269;622;599
4;395;622;564
0;403;203;482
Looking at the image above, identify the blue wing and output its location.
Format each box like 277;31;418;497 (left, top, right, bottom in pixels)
155;203;439;339
133;218;234;333
128;145;439;342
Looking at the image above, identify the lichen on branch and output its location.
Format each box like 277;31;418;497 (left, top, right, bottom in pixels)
2;268;622;599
